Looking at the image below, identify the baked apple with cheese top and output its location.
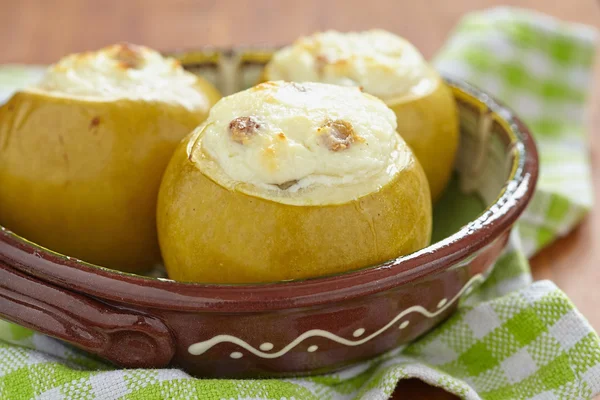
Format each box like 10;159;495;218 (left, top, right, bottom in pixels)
157;81;432;283
263;30;459;201
0;43;221;272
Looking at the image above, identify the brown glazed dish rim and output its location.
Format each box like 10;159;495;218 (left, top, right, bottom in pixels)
0;77;539;313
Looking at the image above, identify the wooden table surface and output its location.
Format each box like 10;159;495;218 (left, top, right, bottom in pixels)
1;0;599;398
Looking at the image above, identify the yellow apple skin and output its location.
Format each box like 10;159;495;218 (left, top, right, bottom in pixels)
387;77;459;201
0;81;220;272
157;134;432;284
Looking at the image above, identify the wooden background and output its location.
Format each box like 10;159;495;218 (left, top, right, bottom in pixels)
0;1;598;398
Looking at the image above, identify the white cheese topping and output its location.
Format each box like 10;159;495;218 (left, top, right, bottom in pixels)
265;30;437;101
189;81;413;205
31;43;209;110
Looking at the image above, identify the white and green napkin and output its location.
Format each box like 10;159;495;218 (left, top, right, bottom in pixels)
0;7;598;400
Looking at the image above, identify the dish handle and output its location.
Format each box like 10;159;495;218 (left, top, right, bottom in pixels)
0;261;175;368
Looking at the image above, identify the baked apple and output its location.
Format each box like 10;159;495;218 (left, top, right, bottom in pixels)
157;81;431;283
0;43;221;272
263;30;459;201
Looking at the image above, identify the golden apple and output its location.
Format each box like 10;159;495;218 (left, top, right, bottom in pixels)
157;81;431;283
0;44;221;272
262;30;459;201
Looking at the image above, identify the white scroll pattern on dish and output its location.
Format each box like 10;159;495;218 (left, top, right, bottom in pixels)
188;273;484;359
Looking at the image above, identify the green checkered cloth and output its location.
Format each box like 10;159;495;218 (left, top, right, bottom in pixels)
0;7;598;400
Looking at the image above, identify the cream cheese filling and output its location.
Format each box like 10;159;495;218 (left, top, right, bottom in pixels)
29;43;209;111
189;81;413;206
266;30;438;101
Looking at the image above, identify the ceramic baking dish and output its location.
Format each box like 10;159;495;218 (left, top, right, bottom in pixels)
0;48;538;378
